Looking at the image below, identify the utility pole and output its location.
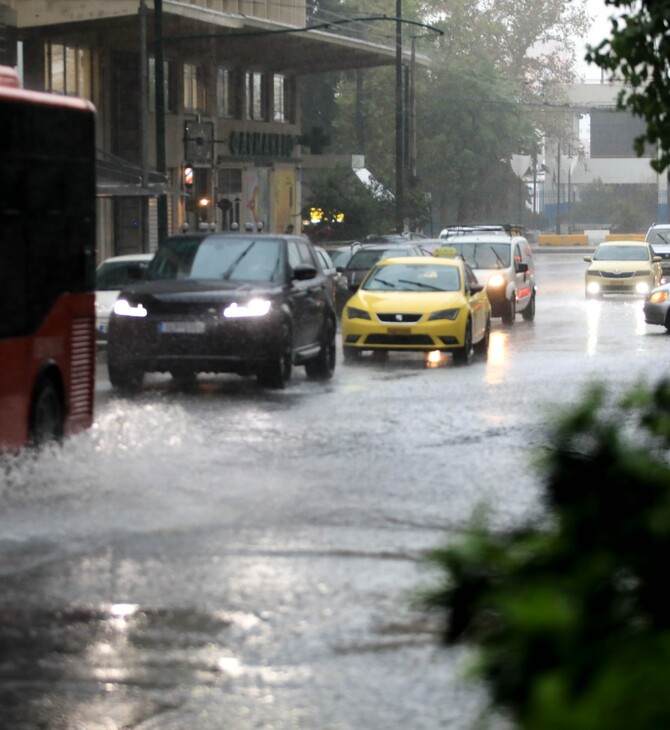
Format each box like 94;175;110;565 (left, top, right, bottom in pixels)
395;0;404;232
139;0;149;252
154;0;168;244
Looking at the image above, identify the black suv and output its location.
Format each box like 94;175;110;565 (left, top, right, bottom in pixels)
107;233;337;389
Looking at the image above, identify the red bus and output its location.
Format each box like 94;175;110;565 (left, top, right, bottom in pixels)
0;66;96;449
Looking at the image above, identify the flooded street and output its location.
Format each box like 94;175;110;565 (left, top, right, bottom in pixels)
1;250;668;729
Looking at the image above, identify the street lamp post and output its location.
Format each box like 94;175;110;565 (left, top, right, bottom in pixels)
395;0;404;233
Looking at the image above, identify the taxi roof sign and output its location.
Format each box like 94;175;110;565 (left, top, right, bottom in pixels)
433;246;458;258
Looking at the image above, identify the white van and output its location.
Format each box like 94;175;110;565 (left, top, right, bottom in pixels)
435;226;536;324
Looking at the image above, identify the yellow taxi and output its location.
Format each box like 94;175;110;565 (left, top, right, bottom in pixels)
341;255;491;365
584;240;662;298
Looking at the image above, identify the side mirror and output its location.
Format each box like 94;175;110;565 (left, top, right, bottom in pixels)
584;256;592;262
293;263;317;281
653;255;662;262
470;283;484;295
516;261;529;274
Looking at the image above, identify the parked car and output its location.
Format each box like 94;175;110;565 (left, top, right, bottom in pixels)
361;232;428;243
314;245;350;315
320;241;362;269
643;281;670;330
584;240;662;298
341;255;491;365
434;228;536;324
95;253;155;344
107;233;337;389
645;223;670;282
340;243;430;293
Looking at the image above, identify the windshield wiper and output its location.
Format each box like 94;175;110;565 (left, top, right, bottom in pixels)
397;278;442;291
489;246;506;268
222;241;256;279
370;277;397;288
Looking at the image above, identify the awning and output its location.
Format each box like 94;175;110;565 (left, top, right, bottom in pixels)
96;151;169;198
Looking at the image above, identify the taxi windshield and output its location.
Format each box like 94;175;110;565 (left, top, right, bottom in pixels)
363;263;460;292
594;245;650;262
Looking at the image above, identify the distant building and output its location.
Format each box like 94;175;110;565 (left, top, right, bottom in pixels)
2;0;404;259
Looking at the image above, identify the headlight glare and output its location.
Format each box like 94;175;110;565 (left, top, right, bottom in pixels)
586;281;601;295
648;290;669;304
428;308;460;321
113;299;148;318
488;273;506;288
223;298;272;318
635;281;651;295
347;306;371;320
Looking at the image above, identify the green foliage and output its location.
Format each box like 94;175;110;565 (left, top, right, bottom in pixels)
301;166;395;240
421;379;670;729
572;180;656;231
586;1;670;173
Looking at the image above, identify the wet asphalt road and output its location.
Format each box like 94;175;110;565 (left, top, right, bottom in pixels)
1;249;668;729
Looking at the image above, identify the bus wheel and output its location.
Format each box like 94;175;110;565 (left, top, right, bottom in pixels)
30;378;64;446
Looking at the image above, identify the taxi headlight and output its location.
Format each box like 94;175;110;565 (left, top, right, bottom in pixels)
346;306;371;320
113;298;148;318
223;298;272;318
635;281;651;295
648;290;669;304
488;273;506;288
428;308;460;321
586;281;601;295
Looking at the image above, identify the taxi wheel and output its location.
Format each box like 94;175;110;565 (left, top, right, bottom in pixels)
453;320;473;365
502;297;516;325
343;345;362;362
473;317;490;356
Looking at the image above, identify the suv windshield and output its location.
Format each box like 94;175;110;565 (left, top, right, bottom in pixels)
647;228;670;247
449;242;511;269
96;260;151;290
347;248;409;270
149;236;283;282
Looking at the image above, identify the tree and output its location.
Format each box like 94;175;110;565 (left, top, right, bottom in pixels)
421;380;670;729
586;1;670;172
572;179;656;231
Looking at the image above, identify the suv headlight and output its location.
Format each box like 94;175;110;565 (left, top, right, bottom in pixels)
113;298;148;318
223;298;272;318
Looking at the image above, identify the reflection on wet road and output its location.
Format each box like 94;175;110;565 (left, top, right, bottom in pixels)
1;251;669;729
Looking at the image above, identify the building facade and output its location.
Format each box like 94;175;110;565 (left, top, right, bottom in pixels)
2;0;400;261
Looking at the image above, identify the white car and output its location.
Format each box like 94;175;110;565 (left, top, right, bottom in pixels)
95;253;154;344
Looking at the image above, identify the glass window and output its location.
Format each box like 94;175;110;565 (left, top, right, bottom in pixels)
217;66;235;118
245;71;267;121
183;62;204;113
44;42;93;100
273;74;292;123
149;57;176;113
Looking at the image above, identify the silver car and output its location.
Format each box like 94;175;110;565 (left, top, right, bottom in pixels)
643;282;670;330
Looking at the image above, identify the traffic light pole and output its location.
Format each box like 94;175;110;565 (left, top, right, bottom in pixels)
154;0;168;245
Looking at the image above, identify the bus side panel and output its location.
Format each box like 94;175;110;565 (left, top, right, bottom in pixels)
0;339;32;448
0;293;95;450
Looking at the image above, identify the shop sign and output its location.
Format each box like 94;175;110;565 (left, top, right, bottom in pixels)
228;130;295;159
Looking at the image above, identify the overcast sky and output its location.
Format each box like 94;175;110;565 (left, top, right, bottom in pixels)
575;0;620;80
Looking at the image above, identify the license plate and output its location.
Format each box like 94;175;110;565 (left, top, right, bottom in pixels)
158;321;206;334
387;326;411;335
